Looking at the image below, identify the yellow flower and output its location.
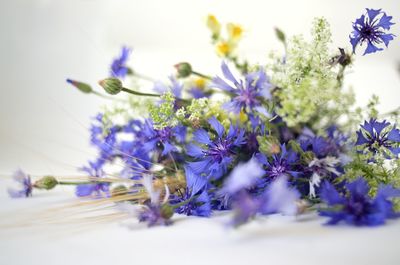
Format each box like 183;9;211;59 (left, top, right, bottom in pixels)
239;110;248;123
227;23;243;41
216;41;232;57
206;14;221;36
194;77;206;89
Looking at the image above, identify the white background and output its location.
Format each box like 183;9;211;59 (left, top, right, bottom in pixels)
0;1;400;264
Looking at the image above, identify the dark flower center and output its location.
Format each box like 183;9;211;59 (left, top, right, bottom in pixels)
206;138;234;163
156;127;172;141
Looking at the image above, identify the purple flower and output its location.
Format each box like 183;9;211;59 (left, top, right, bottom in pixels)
187;117;246;179
356;119;400;157
319;178;400;226
110;46;131;78
8;169;33;198
142;120;186;156
257;144;301;180
211;62;271;114
350;9;395;55
173;166;211;217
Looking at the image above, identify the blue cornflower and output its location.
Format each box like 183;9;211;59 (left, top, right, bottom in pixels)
211;62;271;114
110;46;131;78
142;120;186;156
187;117;246;179
350;9;395;55
173;166;211;217
8;169;33;198
319;177;400;226
356;119;400;157
76;162;109;197
257;144;301;180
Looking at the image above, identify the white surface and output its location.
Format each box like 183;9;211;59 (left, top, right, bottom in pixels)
1;177;400;265
1;1;400;265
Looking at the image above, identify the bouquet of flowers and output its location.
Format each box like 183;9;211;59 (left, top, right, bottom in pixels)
8;8;400;228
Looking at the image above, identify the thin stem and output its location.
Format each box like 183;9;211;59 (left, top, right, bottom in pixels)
58;181;94;185
191;71;212;80
121;87;160;97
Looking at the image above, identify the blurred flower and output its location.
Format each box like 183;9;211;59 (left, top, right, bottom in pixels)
227;23;243;42
76;162;109;197
350;8;395;55
356;119;400;157
138;175;173;226
8;169;33;198
110;46;131;78
231;175;300;226
319;177;400;226
259;175;300;215
206;14;221;37
222;158;265;194
187;116;246;179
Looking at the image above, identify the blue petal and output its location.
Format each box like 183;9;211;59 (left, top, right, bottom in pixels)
208;117;225;137
221;61;239;86
387;128;400;142
185;166;207;195
188;159;212;175
363;41;383;55
319;181;345;206
377;13;395;30
373;120;390;135
355;131;369;145
76;184;95;197
193;129;211;145
366;8;381;23
380;34;395;47
161;141;177;156
211;76;235;92
346;177;370;197
186;144;204;158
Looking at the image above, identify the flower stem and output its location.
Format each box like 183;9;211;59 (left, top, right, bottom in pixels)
121;87;161;97
191;70;212;80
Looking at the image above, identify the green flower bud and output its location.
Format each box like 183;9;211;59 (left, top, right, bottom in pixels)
274;27;286;44
99;78;123;95
257;135;281;155
174;62;192;78
66;79;93;94
34;176;58;190
160;203;174;219
111;185;128;197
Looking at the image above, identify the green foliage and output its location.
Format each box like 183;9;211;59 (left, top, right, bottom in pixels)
267;18;354;128
149;91;179;129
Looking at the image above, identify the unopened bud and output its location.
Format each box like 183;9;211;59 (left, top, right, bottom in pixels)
66;79;93;94
99;78;123;95
160;204;174;219
34;176;58;190
111;185;128;197
174;62;192;78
